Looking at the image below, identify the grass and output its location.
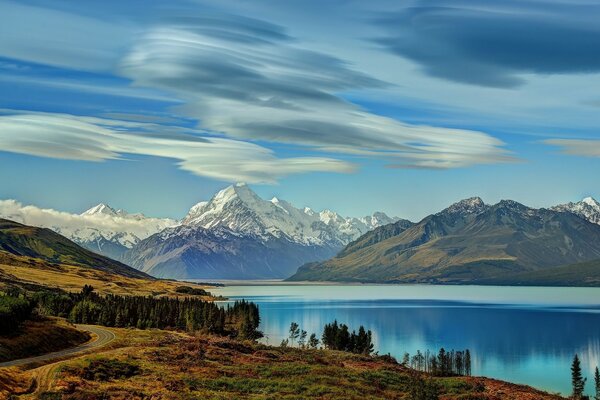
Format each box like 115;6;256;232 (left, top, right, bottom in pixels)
3;329;562;400
0;251;215;298
0;317;90;362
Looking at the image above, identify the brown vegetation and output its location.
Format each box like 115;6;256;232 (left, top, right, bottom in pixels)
0;251;214;298
0;317;90;363
0;327;565;400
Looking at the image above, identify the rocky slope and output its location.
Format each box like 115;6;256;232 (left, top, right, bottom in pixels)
124;184;404;279
289;197;600;284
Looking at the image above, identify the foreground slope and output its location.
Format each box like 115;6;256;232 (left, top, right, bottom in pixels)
0;218;150;279
1;329;564;400
289;198;600;284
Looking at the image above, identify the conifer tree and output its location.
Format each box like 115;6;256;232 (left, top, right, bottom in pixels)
594;366;599;400
571;354;586;399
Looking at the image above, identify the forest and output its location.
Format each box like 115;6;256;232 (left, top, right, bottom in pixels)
0;285;261;339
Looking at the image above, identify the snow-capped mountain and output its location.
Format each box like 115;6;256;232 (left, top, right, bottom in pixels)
0;199;177;260
552;197;600;225
181;183;398;247
123;183;403;279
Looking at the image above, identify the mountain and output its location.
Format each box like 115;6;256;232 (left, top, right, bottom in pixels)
0;218;150;279
0;200;177;260
288;198;600;284
123;183;403;279
552;197;600;225
480;259;600;287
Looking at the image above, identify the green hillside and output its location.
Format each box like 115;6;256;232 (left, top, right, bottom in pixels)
0;219;150;279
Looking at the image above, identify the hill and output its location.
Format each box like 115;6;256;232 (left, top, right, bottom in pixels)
0;219;213;297
480;259;600;287
0;218;150;279
288;198;600;284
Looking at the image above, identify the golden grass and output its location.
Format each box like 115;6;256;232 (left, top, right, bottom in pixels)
0;317;90;363
0;252;214;298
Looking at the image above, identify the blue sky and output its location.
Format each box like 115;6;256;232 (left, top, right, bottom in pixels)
1;0;599;221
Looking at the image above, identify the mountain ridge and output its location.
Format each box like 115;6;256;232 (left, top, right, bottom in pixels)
123;184;404;279
288;197;600;284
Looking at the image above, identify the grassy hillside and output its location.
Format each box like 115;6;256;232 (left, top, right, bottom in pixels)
0;317;90;362
0;219;149;279
480;259;600;286
1;328;564;400
0;251;214;298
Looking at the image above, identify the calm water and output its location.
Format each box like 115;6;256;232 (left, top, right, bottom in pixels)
212;284;600;396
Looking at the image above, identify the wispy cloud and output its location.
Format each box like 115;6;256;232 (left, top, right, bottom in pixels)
119;14;514;169
0;199;175;243
0;112;355;183
373;0;600;88
545;139;600;157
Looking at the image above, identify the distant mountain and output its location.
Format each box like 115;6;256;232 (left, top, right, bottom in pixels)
288;198;600;284
0;218;150;279
480;259;600;287
0;200;176;260
124;183;403;279
552;197;600;225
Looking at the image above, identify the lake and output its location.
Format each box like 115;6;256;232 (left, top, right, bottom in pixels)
212;284;600;397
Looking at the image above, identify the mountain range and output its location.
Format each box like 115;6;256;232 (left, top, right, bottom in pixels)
0;184;400;279
289;196;600;284
122;184;402;279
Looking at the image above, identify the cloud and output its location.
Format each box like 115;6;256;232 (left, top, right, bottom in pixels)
373;0;600;87
119;14;513;168
0;112;355;183
0;199;175;245
545;139;600;157
0;1;133;71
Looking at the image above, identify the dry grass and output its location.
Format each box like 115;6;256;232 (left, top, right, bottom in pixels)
0;329;564;400
0;317;90;363
0;252;214;298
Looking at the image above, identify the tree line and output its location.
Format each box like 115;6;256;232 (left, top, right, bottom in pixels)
0;293;34;334
402;348;472;377
1;285;261;339
281;320;375;355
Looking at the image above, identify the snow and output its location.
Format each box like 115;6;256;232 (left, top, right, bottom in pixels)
552;197;600;225
181;184;399;246
0;199;178;248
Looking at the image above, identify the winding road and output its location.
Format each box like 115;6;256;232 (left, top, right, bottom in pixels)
0;324;116;368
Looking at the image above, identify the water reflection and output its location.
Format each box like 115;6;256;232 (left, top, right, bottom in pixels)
215;285;600;396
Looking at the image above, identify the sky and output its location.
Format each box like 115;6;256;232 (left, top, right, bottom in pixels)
1;0;600;221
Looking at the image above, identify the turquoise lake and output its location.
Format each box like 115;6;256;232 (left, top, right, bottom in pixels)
212;284;600;397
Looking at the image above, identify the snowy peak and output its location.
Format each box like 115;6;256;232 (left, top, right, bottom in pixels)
582;197;600;208
552;196;600;225
180;184;401;247
0;199;177;254
82;203;119;217
440;197;487;216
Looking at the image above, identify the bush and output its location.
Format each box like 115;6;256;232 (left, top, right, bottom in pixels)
175;286;209;296
81;359;140;381
0;295;33;335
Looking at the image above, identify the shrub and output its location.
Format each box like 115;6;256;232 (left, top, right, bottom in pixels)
81;359;140;381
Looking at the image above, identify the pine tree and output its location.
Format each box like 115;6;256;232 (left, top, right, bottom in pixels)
571;354;586;399
289;322;300;346
464;349;472;376
308;333;319;349
298;330;307;348
594;366;599;400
